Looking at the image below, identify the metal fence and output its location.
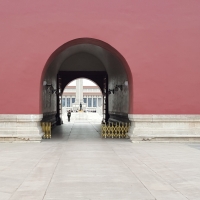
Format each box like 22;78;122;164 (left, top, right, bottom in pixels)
101;122;131;138
41;122;52;139
41;121;130;139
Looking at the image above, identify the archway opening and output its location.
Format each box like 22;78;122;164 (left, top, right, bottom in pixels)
41;38;132;128
62;78;103;124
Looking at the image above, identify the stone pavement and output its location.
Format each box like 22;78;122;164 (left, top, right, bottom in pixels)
0;113;200;200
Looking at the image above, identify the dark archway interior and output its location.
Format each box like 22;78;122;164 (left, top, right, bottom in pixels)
59;72;106;94
42;40;129;126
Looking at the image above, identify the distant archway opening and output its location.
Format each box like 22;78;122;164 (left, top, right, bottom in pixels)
62;78;103;124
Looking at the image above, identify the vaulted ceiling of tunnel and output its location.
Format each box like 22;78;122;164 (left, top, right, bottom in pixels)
46;44;128;79
59;52;106;71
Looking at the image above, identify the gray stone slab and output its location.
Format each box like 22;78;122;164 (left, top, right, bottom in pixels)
0;191;12;200
0;113;200;199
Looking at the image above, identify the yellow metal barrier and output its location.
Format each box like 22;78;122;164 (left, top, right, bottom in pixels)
101;122;131;139
41;122;51;139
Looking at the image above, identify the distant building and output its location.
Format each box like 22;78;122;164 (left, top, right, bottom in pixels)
62;84;102;112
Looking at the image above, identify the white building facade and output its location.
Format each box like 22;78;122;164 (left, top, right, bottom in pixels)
62;83;102;113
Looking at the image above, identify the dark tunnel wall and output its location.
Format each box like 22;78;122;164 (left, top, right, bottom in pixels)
42;63;57;124
106;54;129;122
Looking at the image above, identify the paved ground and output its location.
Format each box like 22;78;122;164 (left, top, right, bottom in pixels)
1;113;200;200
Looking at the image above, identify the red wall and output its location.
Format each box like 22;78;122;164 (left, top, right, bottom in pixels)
0;0;200;114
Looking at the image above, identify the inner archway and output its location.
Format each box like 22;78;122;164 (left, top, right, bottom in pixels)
41;38;132;127
62;78;103;124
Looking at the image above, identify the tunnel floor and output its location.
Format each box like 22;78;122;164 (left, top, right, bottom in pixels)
50;112;103;141
0;113;200;199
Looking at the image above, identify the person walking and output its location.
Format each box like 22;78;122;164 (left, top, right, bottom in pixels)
67;110;71;122
80;102;82;111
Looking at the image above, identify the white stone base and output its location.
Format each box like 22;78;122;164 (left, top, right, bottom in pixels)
128;114;200;142
0;114;44;142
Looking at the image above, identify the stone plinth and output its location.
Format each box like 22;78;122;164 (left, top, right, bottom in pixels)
128;114;200;142
0;114;44;142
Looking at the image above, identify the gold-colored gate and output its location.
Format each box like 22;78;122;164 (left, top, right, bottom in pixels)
41;122;52;139
101;122;131;138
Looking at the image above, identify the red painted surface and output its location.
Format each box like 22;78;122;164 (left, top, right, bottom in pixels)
0;0;200;114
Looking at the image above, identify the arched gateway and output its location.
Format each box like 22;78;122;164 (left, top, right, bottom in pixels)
0;38;133;142
1;36;200;142
41;38;132;131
